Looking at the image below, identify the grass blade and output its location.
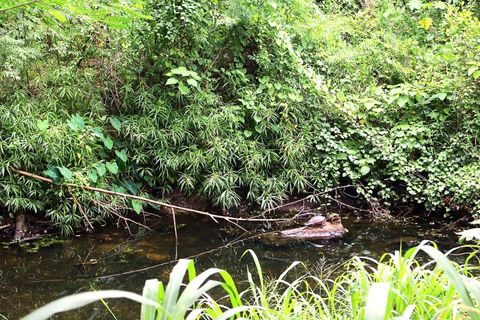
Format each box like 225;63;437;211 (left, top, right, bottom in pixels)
21;290;159;320
420;245;480;320
365;282;390;320
141;279;160;320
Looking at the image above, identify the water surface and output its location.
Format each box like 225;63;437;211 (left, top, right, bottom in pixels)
0;213;460;319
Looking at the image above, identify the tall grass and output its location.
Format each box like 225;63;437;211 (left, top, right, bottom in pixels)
22;242;480;319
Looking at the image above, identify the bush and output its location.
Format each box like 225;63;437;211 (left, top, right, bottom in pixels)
2;0;480;232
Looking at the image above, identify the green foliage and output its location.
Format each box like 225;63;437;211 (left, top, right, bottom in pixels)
2;0;480;232
0;0;146;234
22;244;480;319
118;0;480;215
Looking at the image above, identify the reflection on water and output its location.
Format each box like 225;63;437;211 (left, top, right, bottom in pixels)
0;214;459;319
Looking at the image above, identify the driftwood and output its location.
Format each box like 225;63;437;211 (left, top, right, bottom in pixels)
280;225;347;240
279;214;348;240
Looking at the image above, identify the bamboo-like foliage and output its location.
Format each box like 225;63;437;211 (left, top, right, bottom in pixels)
2;0;480;232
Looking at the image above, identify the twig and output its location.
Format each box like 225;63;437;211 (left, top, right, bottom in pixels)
9;234;43;244
102;203;152;231
0;0;42;14
171;208;178;260
93;232;253;280
325;195;372;213
81;245;95;265
257;185;356;217
29;232;255;282
68;188;94;232
13;169;289;224
0;224;10;230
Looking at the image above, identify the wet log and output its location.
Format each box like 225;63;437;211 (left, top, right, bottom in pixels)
280;225;347;240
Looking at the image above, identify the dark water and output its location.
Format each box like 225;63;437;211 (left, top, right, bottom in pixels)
0;214;460;319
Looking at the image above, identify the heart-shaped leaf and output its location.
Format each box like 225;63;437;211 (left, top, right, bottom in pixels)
186;78;198;87
243;130;253;138
166;78;178;85
36;120;49;131
124;181;139;195
58;166;73;180
91;127;105;139
67;114;85;131
109;117;122;132
131;199;143;214
115;150;128;162
101;136;114;150
468;66;478;77
43;165;61;180
96;163;107;177
178;82;190;95
88;170;98;183
170;66;189;76
106;161;119;175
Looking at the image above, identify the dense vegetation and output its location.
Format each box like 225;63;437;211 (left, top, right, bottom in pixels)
1;0;480;234
23;244;480;319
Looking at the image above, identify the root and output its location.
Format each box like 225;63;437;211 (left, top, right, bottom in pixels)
14;214;26;242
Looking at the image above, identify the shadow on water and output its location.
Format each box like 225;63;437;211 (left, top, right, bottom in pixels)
0;213;460;319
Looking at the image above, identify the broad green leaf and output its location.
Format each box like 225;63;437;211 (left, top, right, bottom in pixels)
91;127;104;139
456;228;480;243
109;117;122;132
467;66;478;76
360;166;370;176
43;166;61;180
186;78;198;87
243;130;253;138
102;136;114;150
115;149;128;162
124;181;139;195
96;163;107;177
253;115;262;123
36;119;49;131
58;166;73;180
178;82;190;95
473;70;480;80
67;114;85;131
397;96;410;107
190;72;201;81
436;92;447;101
131;199;143;214
87;170;98;183
106;161;119;174
170;66;189;76
408;0;423;10
166;78;178;85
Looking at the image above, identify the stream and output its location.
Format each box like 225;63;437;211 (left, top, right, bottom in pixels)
0;213;460;319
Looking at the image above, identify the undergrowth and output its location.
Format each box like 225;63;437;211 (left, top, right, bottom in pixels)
1;0;480;233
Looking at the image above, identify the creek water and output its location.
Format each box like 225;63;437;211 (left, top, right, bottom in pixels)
0;213;461;319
